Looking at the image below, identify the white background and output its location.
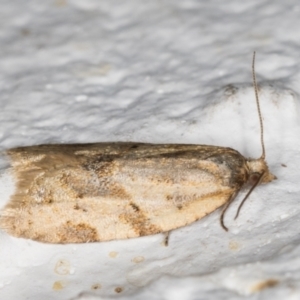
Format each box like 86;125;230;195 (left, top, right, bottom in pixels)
0;0;300;299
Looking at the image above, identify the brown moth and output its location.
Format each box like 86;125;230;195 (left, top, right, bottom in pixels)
0;53;275;243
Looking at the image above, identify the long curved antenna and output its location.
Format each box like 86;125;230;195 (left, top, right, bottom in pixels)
220;190;240;231
252;52;265;159
234;171;265;220
220;53;267;231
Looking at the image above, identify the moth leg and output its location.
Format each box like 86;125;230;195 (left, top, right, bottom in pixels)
220;190;240;231
163;231;170;246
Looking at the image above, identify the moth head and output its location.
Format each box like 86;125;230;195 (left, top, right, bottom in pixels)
247;158;276;184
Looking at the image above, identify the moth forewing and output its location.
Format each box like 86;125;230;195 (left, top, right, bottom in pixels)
1;143;250;243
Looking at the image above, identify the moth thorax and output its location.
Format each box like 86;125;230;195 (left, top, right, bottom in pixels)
246;158;276;184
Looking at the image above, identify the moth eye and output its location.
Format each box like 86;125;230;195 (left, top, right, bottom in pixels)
249;172;261;184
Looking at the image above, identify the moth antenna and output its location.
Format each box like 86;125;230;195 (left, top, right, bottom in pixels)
221;53;267;231
220;190;240;231
252;51;266;159
234;171;264;220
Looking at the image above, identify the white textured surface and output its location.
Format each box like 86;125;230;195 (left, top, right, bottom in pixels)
0;0;300;299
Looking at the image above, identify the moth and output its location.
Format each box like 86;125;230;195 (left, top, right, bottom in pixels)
0;53;275;243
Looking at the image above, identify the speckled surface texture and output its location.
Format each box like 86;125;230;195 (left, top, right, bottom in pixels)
0;0;300;299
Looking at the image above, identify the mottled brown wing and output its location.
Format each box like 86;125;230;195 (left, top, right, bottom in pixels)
1;143;249;243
